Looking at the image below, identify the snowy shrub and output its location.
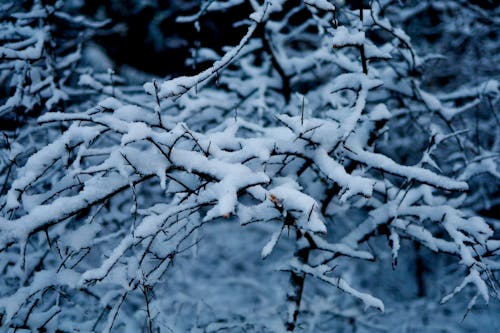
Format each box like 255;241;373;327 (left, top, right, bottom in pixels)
0;0;113;218
0;0;498;332
383;0;500;217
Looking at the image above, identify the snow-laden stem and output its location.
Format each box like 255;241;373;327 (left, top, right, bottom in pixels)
286;230;312;332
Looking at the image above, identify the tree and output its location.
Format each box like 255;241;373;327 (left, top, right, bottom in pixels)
0;0;498;332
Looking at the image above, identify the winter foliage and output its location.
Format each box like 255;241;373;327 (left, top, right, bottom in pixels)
0;0;499;332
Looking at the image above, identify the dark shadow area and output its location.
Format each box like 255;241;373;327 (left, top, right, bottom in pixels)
79;0;253;77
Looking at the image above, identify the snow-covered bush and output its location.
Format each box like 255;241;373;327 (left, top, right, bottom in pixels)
382;0;500;218
0;0;498;332
0;0;114;217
